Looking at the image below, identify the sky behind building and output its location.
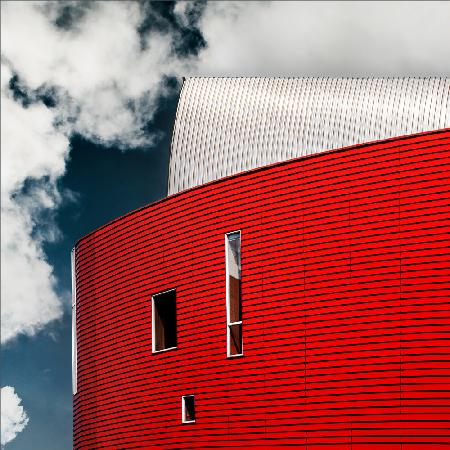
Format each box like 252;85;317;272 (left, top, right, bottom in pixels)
1;1;450;448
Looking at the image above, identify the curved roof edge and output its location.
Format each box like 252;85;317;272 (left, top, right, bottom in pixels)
76;128;450;248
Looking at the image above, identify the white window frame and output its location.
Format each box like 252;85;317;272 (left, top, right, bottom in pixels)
152;288;177;354
182;395;196;423
225;230;243;358
71;247;78;395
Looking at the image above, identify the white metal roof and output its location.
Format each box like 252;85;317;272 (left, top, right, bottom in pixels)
168;77;450;195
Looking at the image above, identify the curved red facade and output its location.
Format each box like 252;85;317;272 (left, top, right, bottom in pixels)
74;130;450;449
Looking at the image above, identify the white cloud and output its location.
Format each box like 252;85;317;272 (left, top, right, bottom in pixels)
0;1;193;345
1;386;29;447
1;1;189;147
195;1;450;77
1;67;67;344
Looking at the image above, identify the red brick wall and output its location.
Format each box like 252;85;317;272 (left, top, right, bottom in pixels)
74;129;450;449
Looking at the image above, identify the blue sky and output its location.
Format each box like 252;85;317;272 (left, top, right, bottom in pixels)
1;1;449;448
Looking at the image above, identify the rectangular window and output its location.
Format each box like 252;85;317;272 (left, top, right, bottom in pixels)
226;231;243;357
152;289;177;353
182;395;196;423
71;247;78;395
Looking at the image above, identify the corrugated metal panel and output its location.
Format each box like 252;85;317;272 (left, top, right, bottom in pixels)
74;130;450;449
168;78;450;195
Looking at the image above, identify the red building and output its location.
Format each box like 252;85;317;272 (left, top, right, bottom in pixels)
73;79;450;449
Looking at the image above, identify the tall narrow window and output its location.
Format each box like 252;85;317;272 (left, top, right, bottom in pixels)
152;289;177;353
71;247;78;395
226;231;243;357
182;395;196;423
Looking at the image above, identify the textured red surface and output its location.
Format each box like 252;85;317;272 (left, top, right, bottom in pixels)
74;130;450;449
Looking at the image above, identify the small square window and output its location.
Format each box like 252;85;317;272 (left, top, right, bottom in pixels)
182;395;196;423
152;289;177;353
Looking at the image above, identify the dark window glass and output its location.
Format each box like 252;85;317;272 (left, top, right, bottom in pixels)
153;290;177;352
183;395;196;423
228;323;242;356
